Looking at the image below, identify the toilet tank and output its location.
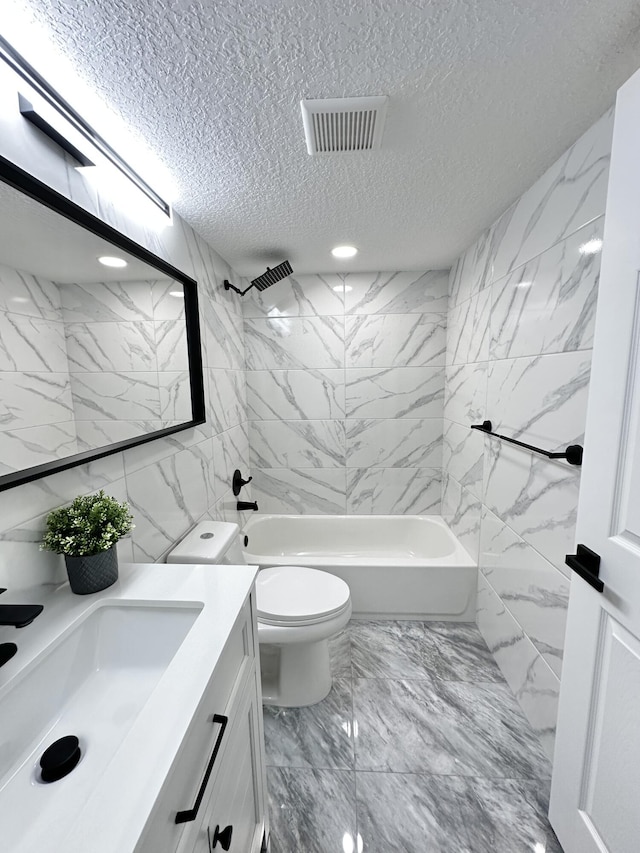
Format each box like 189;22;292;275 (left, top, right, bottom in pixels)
166;521;245;564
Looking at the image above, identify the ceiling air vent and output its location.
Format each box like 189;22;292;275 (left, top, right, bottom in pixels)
300;96;388;155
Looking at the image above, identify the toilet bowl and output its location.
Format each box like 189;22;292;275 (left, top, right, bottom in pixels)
166;520;351;707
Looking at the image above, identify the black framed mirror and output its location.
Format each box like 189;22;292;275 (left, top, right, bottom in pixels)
0;153;205;492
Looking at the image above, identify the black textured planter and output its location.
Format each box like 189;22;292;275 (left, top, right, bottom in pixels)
64;545;118;595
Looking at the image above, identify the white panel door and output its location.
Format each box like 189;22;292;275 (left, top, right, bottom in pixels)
549;67;640;853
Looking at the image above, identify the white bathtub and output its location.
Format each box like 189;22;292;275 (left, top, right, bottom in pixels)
242;514;477;620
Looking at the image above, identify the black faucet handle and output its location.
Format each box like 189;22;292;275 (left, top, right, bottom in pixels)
0;604;44;628
232;469;253;496
0;643;17;667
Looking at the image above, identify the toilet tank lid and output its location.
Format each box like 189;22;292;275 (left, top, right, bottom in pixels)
166;521;239;563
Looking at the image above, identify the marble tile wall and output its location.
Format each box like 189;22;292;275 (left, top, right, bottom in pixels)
0;264;78;473
0;59;252;587
444;106;615;759
243;270;449;514
59;279;191;446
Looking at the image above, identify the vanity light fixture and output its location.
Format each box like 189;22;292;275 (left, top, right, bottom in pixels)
19;94;94;167
0;34;171;217
98;255;128;268
331;245;358;258
332;284;353;292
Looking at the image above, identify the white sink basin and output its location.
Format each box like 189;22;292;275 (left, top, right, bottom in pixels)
0;600;202;847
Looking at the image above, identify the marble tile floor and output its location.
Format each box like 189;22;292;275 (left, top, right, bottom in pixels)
264;620;562;853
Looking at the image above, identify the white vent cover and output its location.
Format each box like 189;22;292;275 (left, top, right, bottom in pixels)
300;96;388;155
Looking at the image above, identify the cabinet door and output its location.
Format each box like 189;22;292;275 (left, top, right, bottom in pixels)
179;670;265;853
136;599;255;853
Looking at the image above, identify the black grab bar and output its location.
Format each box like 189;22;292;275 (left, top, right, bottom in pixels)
470;420;583;466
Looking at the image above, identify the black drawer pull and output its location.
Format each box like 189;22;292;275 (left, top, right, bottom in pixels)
565;544;604;593
175;714;228;824
208;824;233;850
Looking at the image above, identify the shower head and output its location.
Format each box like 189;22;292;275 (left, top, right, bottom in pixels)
224;260;293;297
251;260;293;291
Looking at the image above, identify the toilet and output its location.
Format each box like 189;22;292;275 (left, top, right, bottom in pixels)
167;520;352;707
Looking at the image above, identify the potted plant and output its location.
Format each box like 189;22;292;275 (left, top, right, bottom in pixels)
41;491;134;595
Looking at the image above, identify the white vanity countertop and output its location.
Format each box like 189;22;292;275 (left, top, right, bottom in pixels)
0;562;258;853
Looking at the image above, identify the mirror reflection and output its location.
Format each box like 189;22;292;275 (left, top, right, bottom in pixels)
0;179;191;476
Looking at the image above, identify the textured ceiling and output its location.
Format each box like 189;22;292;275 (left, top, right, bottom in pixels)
5;0;640;275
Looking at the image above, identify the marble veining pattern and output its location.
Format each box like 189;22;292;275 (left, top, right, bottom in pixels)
490;219;603;360
263;678;354;770
483;440;580;573
345;366;444;420
249;419;346;468
0;263;63;320
64;321;157;373
244;269;448;515
207;368;246;432
448;226;495;310
58;281;155;322
345;270;449;316
486;351;591;448
444;362;488;427
346;418;443;469
443;420;484;499
442;108;612;754
345;313;446;368
446;287;491;366
125;441;210;561
480;507;570;676
476;574;560;759
0;372;74;431
244;315;344;370
0;423;78;474
246;368;345;420
489;107;614;283
266;620;559;852
267;768;357;853
346;467;441;515
69;371;161;421
0;315;68;373
251;467;346;514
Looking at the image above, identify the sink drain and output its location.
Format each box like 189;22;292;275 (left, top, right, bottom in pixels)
40;735;81;783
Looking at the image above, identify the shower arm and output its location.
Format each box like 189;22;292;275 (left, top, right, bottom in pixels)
223;279;255;296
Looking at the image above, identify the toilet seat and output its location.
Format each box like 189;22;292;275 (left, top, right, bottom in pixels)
256;566;351;627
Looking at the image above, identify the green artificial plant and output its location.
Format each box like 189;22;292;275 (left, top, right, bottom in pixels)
41;490;134;557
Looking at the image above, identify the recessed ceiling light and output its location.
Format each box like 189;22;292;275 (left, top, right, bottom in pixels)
169;290;184;298
331;245;358;259
332;284;353;292
98;255;128;268
579;238;603;255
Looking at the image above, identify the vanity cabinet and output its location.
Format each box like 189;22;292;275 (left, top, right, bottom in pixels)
136;591;268;853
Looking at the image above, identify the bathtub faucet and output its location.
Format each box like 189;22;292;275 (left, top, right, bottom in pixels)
237;500;258;512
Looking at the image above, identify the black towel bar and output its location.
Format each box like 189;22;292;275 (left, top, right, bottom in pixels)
470;420;583;466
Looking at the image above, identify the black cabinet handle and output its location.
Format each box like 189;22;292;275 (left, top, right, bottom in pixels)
208;824;233;851
175;714;228;824
565;544;604;593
